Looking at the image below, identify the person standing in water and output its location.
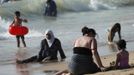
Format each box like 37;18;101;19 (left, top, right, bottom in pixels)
108;23;121;43
44;0;57;17
11;11;28;47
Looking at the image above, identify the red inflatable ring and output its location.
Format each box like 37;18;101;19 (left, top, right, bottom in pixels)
9;25;29;35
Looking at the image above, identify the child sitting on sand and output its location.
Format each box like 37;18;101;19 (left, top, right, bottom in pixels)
115;39;130;69
108;39;130;70
90;39;130;72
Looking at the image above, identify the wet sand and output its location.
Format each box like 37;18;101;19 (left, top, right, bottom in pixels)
54;51;134;75
0;39;134;75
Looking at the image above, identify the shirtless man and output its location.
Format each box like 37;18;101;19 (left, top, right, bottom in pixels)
11;11;28;47
108;23;121;43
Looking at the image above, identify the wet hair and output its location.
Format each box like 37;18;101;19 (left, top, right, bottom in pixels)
46;0;52;3
81;26;89;35
115;23;120;26
117;39;126;49
114;23;121;30
15;11;20;16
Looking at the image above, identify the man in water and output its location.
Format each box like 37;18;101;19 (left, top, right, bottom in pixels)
44;0;57;17
108;23;121;43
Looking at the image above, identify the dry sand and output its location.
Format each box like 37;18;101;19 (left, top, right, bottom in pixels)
87;51;134;75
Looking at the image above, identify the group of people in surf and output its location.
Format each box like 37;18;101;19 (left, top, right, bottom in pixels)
10;0;131;75
12;11;130;74
11;11;66;63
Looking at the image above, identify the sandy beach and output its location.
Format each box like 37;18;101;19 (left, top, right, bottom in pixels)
30;50;134;75
52;51;134;75
88;51;134;75
0;47;134;75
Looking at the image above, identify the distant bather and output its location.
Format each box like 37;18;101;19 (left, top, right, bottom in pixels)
44;0;57;17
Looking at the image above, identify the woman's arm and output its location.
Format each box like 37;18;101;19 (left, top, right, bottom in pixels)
57;39;66;60
38;40;45;58
91;38;103;67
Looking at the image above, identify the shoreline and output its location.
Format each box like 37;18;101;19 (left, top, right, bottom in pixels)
0;39;134;75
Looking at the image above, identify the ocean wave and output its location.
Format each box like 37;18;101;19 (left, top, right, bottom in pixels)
0;0;134;16
97;0;134;6
0;16;11;30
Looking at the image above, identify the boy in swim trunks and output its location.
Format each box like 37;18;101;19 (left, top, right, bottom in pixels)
11;11;28;47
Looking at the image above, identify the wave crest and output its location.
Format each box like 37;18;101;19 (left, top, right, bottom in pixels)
0;0;134;15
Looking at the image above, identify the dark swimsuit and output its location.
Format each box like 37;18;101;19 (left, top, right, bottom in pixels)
68;47;100;75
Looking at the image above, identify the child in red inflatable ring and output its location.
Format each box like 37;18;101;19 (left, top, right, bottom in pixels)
11;11;28;47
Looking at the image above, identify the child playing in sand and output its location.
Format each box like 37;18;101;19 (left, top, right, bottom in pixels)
11;11;28;47
115;39;130;69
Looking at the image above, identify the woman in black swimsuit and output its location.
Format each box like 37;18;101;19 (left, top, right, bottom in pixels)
68;27;104;75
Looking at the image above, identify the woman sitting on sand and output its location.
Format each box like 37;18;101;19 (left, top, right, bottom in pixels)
56;27;104;75
17;29;66;63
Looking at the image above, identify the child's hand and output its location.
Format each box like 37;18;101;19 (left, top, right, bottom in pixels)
100;66;106;72
23;19;28;23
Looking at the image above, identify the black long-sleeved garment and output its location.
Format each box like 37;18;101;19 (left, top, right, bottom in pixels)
39;38;66;60
19;38;66;63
